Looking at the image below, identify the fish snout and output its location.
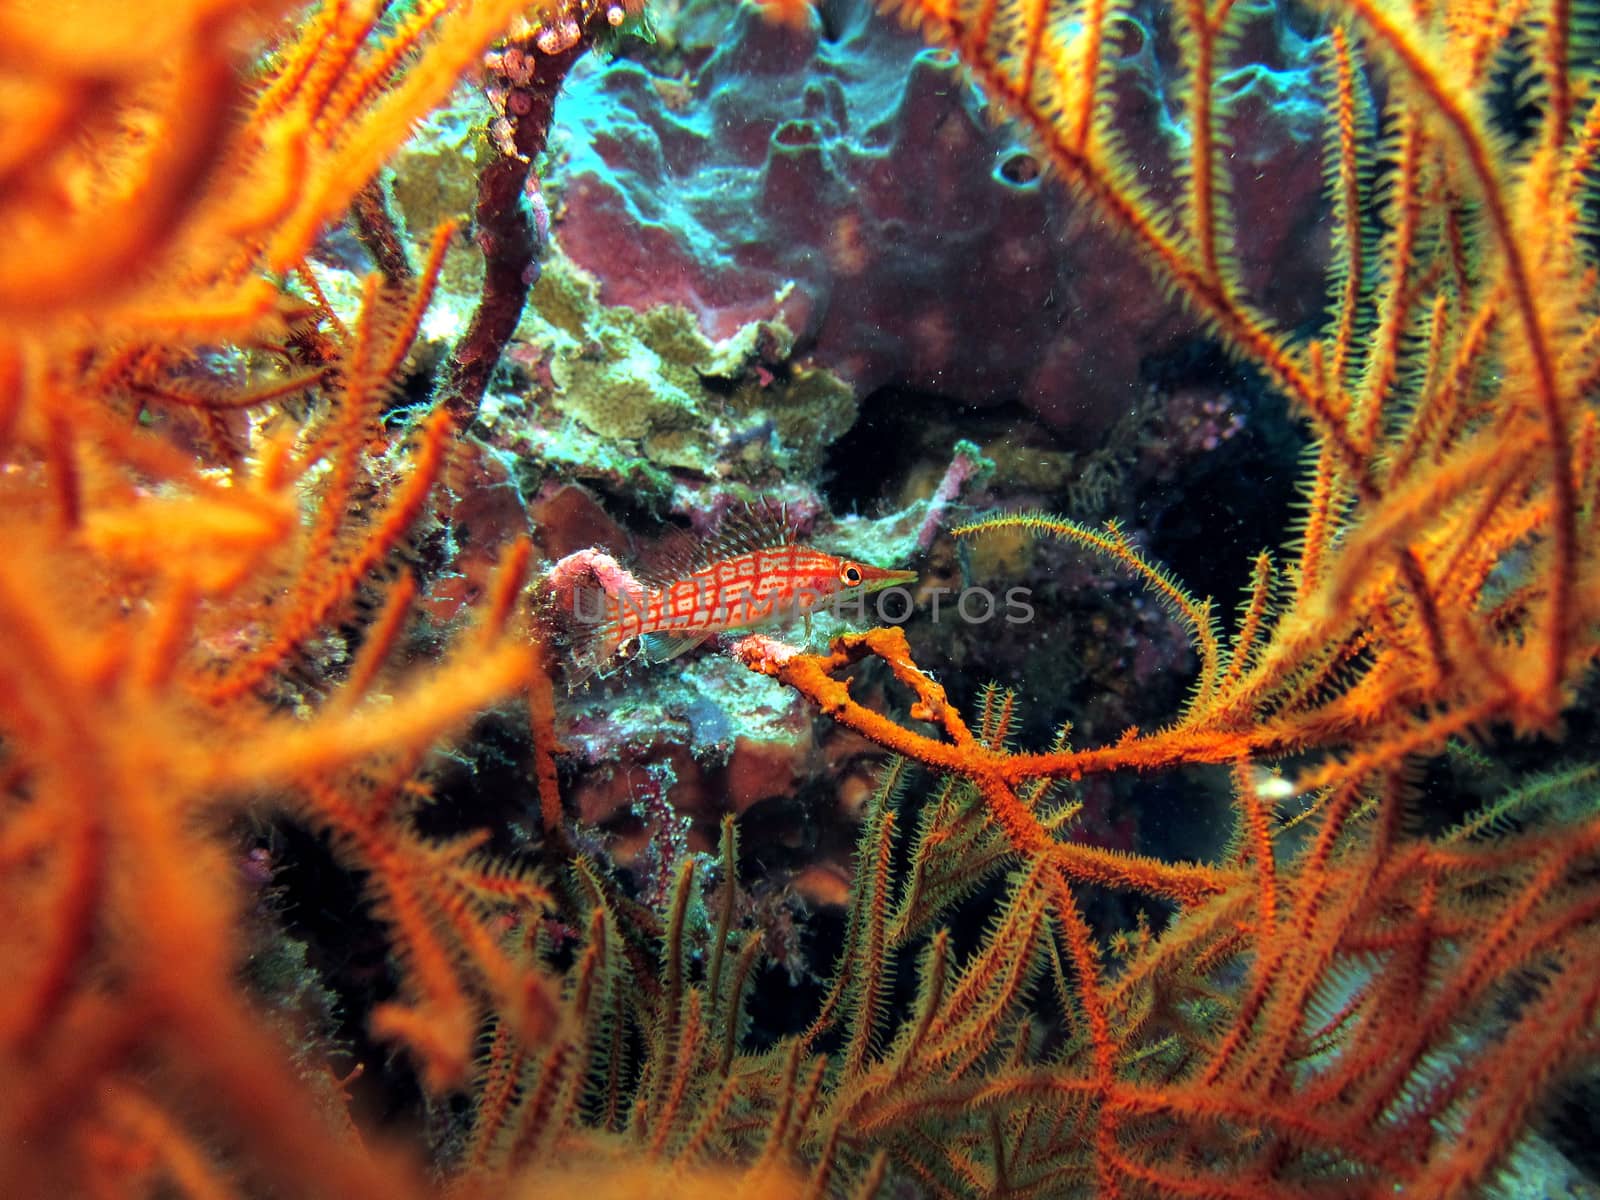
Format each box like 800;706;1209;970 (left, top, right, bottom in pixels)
858;566;919;592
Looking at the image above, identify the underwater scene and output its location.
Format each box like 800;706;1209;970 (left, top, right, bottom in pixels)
4;0;1600;1196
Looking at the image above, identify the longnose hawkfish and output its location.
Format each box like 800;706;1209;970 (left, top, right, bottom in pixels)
564;506;916;685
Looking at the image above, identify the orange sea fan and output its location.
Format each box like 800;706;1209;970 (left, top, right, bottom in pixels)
0;3;570;1195
4;0;1600;1196
0;0;536;345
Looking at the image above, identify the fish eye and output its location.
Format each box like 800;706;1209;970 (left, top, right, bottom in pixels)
841;564;862;585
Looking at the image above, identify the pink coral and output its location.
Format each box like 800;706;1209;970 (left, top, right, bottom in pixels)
545;546;644;607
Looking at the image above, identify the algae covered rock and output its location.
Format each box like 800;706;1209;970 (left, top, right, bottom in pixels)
505;248;857;483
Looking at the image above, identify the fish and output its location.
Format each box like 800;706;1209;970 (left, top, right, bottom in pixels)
567;505;917;683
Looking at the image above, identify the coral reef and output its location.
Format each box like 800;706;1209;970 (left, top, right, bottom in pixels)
2;0;1600;1198
547;0;1328;435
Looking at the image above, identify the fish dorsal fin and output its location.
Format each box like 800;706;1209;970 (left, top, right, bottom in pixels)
704;501;796;562
636;502;798;588
635;531;700;591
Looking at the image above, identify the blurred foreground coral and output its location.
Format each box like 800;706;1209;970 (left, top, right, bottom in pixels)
0;1;565;1195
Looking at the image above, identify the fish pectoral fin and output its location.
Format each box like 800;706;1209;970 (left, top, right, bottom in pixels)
641;631;710;663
